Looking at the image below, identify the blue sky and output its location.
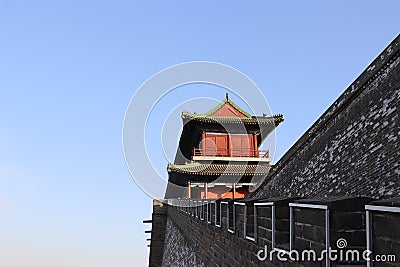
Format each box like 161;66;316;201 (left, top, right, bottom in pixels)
0;1;399;266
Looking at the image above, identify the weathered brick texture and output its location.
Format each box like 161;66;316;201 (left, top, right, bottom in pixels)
148;200;168;267
164;205;267;267
161;217;205;267
251;35;400;199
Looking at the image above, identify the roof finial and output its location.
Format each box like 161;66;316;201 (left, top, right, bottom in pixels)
226;92;229;100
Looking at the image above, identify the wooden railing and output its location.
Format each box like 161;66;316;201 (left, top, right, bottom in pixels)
193;148;269;158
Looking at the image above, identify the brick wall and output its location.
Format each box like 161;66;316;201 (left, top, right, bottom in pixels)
161;217;205;267
251;35;400;199
161;197;399;266
148;200;168;267
163;204;265;267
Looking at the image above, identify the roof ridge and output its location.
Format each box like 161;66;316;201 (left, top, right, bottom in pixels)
200;95;253;118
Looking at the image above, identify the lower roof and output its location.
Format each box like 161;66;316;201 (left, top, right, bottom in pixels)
167;162;270;176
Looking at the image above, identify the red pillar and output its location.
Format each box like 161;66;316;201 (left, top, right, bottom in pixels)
204;183;208;199
201;133;206;155
188;182;191;199
253;135;258;157
233;184;236;199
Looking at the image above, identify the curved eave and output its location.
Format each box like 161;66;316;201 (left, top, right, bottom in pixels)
167;163;271;176
181;113;284;125
168;171;269;176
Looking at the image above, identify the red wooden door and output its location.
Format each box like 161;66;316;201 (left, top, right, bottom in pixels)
229;135;255;157
203;135;216;156
230;136;241;156
215;135;229;156
203;134;229;156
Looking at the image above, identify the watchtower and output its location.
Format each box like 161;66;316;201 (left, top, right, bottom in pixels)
165;94;284;199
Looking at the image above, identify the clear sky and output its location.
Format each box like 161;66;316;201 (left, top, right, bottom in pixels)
0;1;398;266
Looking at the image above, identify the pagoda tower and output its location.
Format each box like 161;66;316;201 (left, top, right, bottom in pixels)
165;94;284;199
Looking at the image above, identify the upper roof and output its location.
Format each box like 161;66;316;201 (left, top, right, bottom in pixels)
181;93;284;125
201;93;252;118
181;112;284;125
